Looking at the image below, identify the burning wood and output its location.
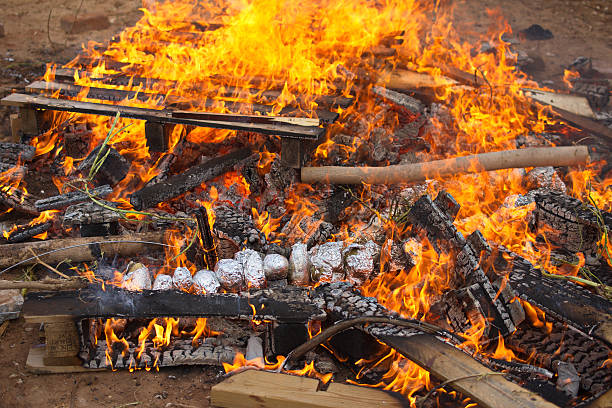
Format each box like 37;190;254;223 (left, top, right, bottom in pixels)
0;0;610;405
130;148;251;210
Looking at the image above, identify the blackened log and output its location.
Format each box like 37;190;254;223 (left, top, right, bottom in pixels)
407;194;522;335
77;145;130;186
0;187;39;215
63;201;120;226
0;142;36;163
4;221;51;243
0;164;26;181
194;206;218;270
213;205;266;251
534;191;610;262
34;185;112;211
130;148;251;210
489;246;612;345
22;286;324;324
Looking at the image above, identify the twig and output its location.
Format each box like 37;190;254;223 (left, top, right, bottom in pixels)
541;270;612;300
416;373;506;407
47;8;57;49
67;0;86;38
113;403;141;408
29;248;70;279
0;321;8;339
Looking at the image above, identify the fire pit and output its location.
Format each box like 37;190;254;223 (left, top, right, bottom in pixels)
0;0;610;407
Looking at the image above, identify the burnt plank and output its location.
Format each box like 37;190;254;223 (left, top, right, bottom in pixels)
22;287;323;324
63;59;354;108
34;185;113;211
129;148;251;210
376;334;558;408
490;246;612;345
1;93;324;139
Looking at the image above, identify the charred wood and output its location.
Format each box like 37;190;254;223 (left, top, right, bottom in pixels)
4;221;51;244
0;142;36;164
34;185;112;211
77;145;130;187
23;286;324;324
534;191;610;263
63;201;120;227
0;187;39;215
371;86;424;114
130;148;251;210
487;245;612;346
194;206;218;270
213;205;266;252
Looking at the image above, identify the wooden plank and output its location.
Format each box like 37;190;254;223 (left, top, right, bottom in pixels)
1;93;324;140
376;334;558;408
523;88;595;118
210;370;405;408
587;388;612;408
35;77;339;124
65;58;355;109
26;345;103;374
22;286;323;324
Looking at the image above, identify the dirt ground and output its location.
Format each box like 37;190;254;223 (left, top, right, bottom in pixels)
0;0;610;407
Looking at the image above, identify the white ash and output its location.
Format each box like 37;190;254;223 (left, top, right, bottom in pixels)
309;241;344;282
152;274;173;291
172;266;194;291
214;259;244;291
235;249;266;289
263;254;289;280
121;263;152;291
193;269;221;294
288;243;310;285
524;167;567;193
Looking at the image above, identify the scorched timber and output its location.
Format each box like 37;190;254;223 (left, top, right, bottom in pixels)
27;80;339;124
490;246;612;345
22;287;324;324
34;185;113;211
130;148;251;210
1;94;325;140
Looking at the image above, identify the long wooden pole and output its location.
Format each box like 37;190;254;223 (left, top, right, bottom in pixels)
301;146;589;184
0;231;165;270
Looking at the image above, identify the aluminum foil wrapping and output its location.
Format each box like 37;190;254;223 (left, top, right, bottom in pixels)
344;245;374;286
152;274;173;291
121;263;152;291
309;241;344;282
172;266;194;291
288;243;310;285
235;249;266;289
263;254;289;280
214;259;244;291
193;269;221;294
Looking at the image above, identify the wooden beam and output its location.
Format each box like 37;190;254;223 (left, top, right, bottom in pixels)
32;77;339;124
1;93;324;140
376;334;559;408
211;370;405;408
22;286;323;324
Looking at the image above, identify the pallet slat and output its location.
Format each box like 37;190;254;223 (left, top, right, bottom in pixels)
27;79;340;124
1;93;324;139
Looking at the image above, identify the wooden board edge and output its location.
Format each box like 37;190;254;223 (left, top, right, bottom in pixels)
26;346;104;374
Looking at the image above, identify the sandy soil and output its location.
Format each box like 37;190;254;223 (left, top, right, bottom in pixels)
0;0;610;407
